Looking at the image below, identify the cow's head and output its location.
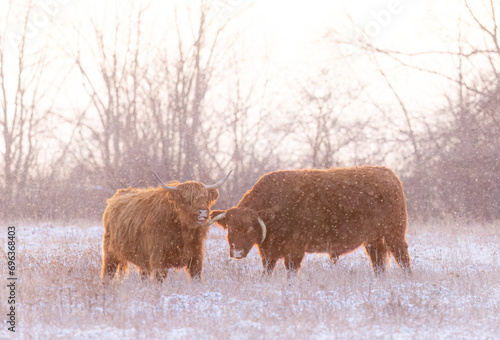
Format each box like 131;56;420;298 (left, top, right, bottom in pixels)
208;207;272;259
153;170;232;228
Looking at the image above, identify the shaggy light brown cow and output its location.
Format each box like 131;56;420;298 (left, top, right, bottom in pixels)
101;170;231;282
209;166;413;277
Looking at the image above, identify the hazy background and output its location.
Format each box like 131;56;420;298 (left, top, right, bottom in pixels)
1;0;499;223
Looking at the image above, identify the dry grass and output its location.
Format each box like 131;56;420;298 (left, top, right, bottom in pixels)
1;222;499;339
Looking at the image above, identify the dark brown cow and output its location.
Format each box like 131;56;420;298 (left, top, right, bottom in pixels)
209;166;412;276
101;170;231;282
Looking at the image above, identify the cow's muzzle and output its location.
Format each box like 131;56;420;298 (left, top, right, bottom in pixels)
232;249;244;259
197;210;208;224
230;244;246;259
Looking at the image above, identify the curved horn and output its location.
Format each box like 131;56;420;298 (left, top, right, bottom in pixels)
205;169;233;189
151;170;178;190
207;212;226;226
257;217;267;243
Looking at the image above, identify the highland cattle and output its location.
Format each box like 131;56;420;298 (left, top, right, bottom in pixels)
209;166;412;276
101;170;231;282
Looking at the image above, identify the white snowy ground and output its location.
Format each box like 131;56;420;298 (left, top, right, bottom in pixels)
0;221;499;339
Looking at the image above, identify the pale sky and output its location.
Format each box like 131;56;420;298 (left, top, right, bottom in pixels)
1;0;491;131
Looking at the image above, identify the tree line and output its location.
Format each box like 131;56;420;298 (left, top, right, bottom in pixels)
1;1;499;223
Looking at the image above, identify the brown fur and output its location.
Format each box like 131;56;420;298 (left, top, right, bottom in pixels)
101;182;219;282
210;166;413;276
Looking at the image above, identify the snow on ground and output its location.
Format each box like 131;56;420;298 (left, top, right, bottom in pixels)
0;222;499;339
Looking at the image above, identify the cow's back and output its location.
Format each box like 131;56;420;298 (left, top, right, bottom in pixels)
241;166;407;253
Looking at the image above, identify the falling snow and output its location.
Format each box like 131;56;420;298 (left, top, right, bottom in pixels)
1;222;498;339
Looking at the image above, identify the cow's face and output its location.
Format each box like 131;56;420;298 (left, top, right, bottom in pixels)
167;182;219;228
210;208;267;259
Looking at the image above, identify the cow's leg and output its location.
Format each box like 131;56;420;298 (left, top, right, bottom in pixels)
101;234;119;281
284;253;304;278
329;253;339;264
385;235;413;275
149;253;168;282
187;254;204;281
101;259;119;281
364;237;389;275
139;268;150;281
154;269;168;283
101;249;120;281
116;262;129;279
261;258;278;277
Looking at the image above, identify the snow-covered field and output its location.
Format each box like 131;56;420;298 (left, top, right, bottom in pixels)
1;222;499;339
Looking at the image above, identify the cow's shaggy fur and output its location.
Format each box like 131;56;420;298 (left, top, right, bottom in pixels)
102;182;219;282
211;166;413;276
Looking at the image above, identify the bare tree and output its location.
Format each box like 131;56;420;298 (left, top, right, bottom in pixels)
207;57;285;207
0;2;59;217
291;71;370;169
71;4;153;189
348;0;500;221
149;1;231;181
71;1;233;191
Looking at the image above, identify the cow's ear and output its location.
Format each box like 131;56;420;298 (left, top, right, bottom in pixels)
258;208;276;223
207;188;219;205
210;210;227;229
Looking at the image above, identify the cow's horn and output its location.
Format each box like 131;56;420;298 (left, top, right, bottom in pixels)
207;212;226;226
257;217;267;243
205;169;233;189
152;170;178;190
